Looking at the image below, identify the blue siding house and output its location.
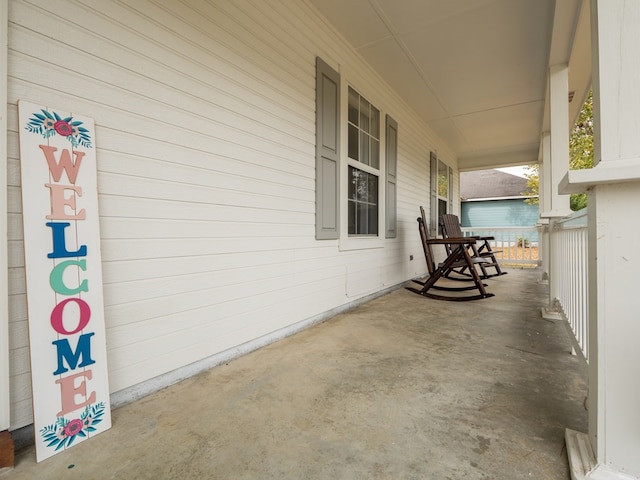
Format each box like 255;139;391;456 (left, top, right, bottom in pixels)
460;170;538;242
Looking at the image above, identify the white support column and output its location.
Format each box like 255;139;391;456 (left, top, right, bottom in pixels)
589;1;640;477
537;132;551;284
561;1;640;478
539;131;552;215
540;66;572;316
543;64;573;219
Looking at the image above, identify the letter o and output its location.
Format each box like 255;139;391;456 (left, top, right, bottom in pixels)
50;298;91;335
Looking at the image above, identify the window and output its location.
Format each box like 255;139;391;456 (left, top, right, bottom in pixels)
315;57;397;243
430;152;452;234
347;86;380;236
437;159;449;225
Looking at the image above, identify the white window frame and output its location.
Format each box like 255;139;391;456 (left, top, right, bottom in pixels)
437;158;450;226
430;153;454;235
340;81;385;251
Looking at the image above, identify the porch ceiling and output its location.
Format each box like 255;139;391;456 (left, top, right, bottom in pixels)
308;0;591;170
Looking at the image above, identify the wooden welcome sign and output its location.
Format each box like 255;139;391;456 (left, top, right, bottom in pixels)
18;101;111;462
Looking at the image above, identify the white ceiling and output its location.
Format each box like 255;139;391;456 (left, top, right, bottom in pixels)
308;0;591;170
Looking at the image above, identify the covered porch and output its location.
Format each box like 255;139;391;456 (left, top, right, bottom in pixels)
4;268;588;479
2;0;640;478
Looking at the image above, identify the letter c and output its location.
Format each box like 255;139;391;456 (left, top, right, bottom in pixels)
49;259;89;296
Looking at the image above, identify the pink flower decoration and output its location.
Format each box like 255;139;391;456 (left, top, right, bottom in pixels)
64;418;84;437
54;120;74;137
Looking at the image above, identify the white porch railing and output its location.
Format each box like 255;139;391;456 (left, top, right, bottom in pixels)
460;220;589;363
460;226;539;265
550;209;589;363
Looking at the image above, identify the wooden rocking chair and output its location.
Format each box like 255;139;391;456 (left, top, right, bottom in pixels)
439;214;506;279
407;207;494;301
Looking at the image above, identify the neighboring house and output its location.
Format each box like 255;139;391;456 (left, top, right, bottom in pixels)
460;170;538;242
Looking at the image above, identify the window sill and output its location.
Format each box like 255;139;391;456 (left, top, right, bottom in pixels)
339;236;384;251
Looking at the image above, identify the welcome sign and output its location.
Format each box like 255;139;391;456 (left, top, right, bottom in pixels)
18;101;111;462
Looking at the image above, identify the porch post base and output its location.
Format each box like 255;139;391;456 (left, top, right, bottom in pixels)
541;305;562;321
537;271;549;285
0;430;14;471
566;429;596;479
566;429;639;480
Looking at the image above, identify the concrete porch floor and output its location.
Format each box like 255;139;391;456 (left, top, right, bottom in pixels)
3;268;587;479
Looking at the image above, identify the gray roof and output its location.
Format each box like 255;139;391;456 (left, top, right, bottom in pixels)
460;170;531;200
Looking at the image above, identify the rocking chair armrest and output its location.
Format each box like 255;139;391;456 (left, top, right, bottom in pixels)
442;235;481;242
427;237;478;245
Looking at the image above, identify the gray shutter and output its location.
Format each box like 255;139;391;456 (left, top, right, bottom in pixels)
315;57;340;240
429;151;438;233
385;115;398;238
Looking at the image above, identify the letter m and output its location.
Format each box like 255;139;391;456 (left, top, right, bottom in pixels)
39;145;86;184
52;333;96;375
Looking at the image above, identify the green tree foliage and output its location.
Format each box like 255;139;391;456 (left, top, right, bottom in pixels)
523;164;539;206
568;90;593;210
522;91;593;211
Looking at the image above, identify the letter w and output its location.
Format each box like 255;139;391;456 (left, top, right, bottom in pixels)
52;333;96;375
39;145;85;184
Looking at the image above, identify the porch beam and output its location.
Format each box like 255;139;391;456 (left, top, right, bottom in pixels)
457;147;538;172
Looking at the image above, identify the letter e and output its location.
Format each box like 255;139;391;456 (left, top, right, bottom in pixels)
55;370;97;416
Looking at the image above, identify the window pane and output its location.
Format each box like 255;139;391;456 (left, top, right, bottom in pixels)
348;87;359;126
360;131;369;166
348;167;356;200
368;171;379;204
357;203;368;233
348;166;378;235
438;160;448;198
370;138;379;169
348;124;359;160
370;106;380;139
348;200;356;234
438;198;447;220
355;167;368;201
360;97;370;133
368;203;379;235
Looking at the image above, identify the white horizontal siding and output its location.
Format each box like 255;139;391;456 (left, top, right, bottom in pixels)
6;0;459;429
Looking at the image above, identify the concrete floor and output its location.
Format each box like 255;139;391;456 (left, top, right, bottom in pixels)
3;268;587;480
